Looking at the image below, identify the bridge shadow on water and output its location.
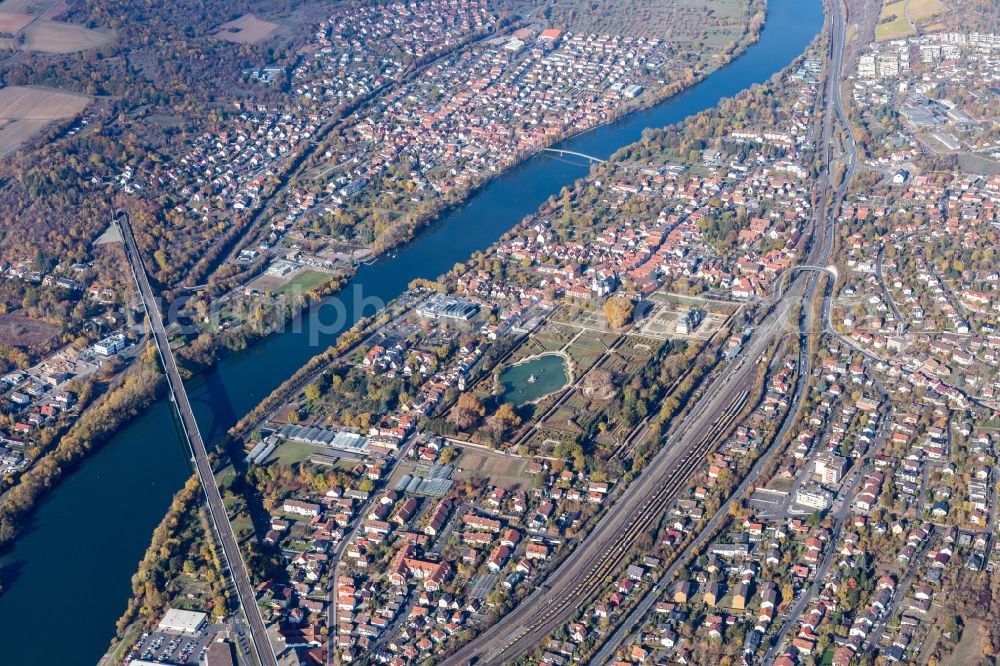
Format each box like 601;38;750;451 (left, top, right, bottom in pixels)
192;368;241;448
0;559;25;595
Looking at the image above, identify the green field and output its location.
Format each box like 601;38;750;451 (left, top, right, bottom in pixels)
874;0;945;42
875;0;915;41
277;269;334;295
262;439;318;466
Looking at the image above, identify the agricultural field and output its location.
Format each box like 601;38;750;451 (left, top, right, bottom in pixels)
0;0;41;12
0;12;30;33
0;0;113;53
211;13;279;44
875;0;914;41
20;20;114;53
0;85;89;156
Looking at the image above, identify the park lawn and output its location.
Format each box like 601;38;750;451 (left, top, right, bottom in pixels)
230;514;255;539
277;269;334;295
216;464;237;490
943;619;983;666
566;342;603;372
601;354;629;374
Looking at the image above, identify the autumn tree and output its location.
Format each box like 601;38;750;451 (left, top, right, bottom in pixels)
448;392;485;430
488;402;521;440
604;295;634;329
583;368;614;397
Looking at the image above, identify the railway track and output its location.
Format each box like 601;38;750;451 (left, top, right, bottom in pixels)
481;389;750;662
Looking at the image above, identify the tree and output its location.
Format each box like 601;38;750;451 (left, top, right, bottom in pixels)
304;383;321;402
604;295;634;329
488;403;521;440
583;368;614;398
449;392;485;430
439;446;458;464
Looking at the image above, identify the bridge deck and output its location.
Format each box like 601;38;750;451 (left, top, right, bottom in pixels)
542;147;606;163
117;213;276;666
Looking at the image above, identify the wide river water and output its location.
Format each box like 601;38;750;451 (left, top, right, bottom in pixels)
0;1;822;662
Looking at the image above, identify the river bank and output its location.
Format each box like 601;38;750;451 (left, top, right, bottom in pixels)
197;0;767;299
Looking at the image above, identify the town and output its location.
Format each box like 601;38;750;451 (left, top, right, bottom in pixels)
4;1;1000;666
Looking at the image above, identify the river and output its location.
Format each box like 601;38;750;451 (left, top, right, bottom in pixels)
0;1;822;662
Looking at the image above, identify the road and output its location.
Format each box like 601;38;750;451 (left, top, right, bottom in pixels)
762;385;892;665
864;525;933;654
328;435;416;664
758;4;867;658
875;242;905;330
590;341;807;665
437;0;857;663
116;211;277;666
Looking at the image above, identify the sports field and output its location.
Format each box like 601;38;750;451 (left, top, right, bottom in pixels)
276;269;335;295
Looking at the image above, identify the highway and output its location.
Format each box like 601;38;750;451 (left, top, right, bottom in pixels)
439;0;856;663
116;211;277;666
758;0;862;660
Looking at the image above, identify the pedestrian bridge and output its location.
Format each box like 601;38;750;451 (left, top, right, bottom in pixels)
542;148;606;164
792;264;838;280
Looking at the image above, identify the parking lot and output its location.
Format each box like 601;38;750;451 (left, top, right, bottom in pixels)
126;627;219;665
469;573;500;600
